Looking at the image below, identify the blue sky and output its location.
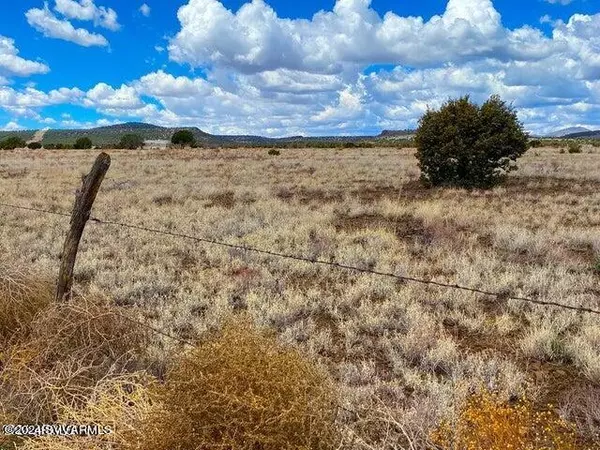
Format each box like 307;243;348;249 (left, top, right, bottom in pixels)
0;0;599;135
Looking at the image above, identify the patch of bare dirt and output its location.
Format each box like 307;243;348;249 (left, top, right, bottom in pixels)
276;176;600;206
476;234;598;268
27;128;47;144
275;180;439;204
505;176;600;197
334;212;465;249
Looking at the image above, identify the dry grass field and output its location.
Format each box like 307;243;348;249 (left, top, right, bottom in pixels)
1;146;600;448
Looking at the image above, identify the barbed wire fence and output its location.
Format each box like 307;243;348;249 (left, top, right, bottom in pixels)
1;200;599;324
2;150;600;350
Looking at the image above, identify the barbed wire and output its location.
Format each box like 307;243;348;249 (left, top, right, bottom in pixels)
1;200;599;317
0;202;71;218
109;310;199;349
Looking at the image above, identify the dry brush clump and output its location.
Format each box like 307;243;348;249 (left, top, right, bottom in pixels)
1;297;149;426
0;268;151;448
15;373;154;450
0;266;54;342
431;390;578;450
129;316;340;450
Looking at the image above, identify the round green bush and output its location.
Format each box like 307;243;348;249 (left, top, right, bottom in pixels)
27;142;42;149
567;141;582;154
73;137;93;149
0;136;26;150
171;130;196;147
118;134;144;150
415;95;528;189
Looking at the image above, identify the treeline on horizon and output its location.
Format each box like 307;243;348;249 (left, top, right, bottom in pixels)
1;128;600;151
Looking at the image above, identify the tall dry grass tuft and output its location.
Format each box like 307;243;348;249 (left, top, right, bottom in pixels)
17;373;154;450
0;269;150;437
0;266;54;341
24;296;149;375
431;390;578;450
129;316;340;450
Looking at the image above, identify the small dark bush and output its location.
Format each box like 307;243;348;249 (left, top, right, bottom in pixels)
51;143;68;149
415;95;528;189
118;133;144;150
27;142;42;149
268;149;281;156
529;139;542;148
593;258;600;274
171;130;195;147
567;141;582;153
0;136;26;150
73;137;93;149
47;143;72;149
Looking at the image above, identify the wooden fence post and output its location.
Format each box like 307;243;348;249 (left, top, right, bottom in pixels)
56;152;111;301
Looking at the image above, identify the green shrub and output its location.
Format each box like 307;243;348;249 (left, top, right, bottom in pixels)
27;142;42;150
529;139;542;148
118;134;144;150
415;95;528;189
47;143;71;150
171;130;195;147
268;148;281;156
567;141;582;154
47;143;73;149
73;137;93;149
0;136;26;150
592;258;600;274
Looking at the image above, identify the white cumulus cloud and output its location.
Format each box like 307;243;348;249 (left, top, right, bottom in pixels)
0;36;49;77
54;0;120;30
1;121;24;131
26;3;109;47
140;3;151;17
167;0;561;74
84;83;145;110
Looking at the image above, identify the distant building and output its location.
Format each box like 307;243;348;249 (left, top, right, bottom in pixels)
144;139;170;149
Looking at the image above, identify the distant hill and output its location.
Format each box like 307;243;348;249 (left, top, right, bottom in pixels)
0;130;35;141
562;130;600;139
2;122;416;148
378;129;415;138
547;127;591;138
42;122;212;146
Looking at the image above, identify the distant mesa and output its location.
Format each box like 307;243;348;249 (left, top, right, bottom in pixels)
562;130;600;139
378;129;415;138
547;127;591;138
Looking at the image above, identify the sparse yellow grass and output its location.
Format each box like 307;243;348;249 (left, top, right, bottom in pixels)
1;145;599;447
